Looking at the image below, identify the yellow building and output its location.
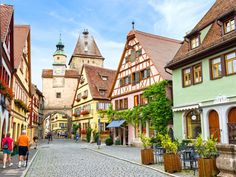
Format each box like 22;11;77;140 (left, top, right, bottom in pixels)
11;25;32;142
50;113;67;137
72;65;116;141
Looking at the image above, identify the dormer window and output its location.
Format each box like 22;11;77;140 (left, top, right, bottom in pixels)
99;89;106;96
190;36;200;49
101;76;108;81
224;18;235;34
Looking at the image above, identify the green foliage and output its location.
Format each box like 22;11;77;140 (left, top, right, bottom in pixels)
86;127;93;142
115;139;121;145
178;139;192;150
94;131;99;143
139;133;152;149
72;124;80;135
142;80;172;134
105;137;113;146
194;135;218;158
159;134;178;154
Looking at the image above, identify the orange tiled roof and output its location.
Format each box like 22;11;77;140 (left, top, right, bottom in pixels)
167;0;236;69
84;64;116;100
128;30;181;80
0;4;13;42
14;25;30;69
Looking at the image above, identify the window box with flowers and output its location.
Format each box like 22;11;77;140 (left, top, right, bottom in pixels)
80;110;90;115
0;81;14;100
14;99;29;113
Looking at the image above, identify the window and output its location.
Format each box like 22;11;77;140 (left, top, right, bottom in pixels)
211;57;222;79
101;76;108;81
99;89;106;96
136;49;142;57
134;95;140;107
119;99;123;110
119;78;124;87
130;49;136;62
141;68;150;79
132;72;140;85
225;52;236;75
193;64;202;84
183;68;192;87
115;100;119;110
97;102;110;110
191;36;200;49
186;111;201;139
76;93;81;100
124;75;131;85
56;92;61;98
124;98;128;109
224;18;235;34
140;94;148;105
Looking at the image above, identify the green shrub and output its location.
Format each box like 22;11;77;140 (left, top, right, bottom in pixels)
94;132;99;143
86;127;93;142
159;134;178;154
105;137;113;146
139;133;151;149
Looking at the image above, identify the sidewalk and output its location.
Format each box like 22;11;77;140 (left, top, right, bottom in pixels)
0;147;37;177
85;143;197;177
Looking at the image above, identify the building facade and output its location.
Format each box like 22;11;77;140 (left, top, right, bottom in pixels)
12;25;31;142
50;113;68;136
72;64;116;141
166;0;236;144
0;4;14;142
110;30;181;146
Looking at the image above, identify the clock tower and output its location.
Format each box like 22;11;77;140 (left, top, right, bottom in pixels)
53;35;66;76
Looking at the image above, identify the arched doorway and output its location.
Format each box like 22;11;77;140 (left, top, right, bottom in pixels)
228;107;236;144
209;110;220;142
186;110;201;139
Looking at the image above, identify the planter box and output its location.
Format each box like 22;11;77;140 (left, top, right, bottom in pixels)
198;158;219;177
141;149;154;165
163;153;181;173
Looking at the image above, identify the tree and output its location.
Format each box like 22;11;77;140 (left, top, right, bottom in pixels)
142;80;172;135
72;124;80;135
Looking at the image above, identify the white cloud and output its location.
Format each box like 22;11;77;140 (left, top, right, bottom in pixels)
147;0;215;39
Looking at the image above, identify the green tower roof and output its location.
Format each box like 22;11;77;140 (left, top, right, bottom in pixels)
54;34;66;56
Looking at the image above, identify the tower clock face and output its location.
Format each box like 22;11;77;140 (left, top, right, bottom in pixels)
53;67;65;75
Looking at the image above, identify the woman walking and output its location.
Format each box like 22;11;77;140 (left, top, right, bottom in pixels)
1;133;14;168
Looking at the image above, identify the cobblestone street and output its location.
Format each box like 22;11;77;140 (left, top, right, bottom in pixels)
26;139;169;177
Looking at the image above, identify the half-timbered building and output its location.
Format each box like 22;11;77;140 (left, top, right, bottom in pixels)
0;4;14;142
110;30;181;146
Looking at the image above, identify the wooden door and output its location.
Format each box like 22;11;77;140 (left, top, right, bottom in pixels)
228;107;236;144
209;110;220;142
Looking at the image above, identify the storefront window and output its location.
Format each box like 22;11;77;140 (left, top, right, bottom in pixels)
186;111;201;139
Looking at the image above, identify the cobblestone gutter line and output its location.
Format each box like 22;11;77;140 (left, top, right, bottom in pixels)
21;150;39;177
87;148;179;177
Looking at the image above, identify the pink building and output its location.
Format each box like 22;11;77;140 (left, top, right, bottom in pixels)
109;29;181;146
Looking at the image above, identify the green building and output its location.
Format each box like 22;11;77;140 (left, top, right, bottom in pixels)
166;0;236;144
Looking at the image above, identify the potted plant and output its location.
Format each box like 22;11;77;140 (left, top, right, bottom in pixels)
160;134;181;173
194;135;219;177
139;133;154;165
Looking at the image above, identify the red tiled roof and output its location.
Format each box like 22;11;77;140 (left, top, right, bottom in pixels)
42;69;79;78
84;64;116;100
0;4;13;42
130;30;181;80
167;0;236;69
14;25;30;69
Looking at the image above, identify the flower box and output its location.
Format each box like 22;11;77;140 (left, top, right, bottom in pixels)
14;99;29;112
0;81;14;100
81;110;89;115
82;95;87;99
141;149;154;165
163;153;181;173
198;158;219;177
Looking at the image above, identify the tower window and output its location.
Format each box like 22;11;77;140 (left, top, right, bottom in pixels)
56;92;61;98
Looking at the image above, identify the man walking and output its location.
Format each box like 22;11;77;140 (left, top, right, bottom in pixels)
17;130;30;168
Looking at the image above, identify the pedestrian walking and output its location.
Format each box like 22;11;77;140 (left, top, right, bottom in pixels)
33;135;38;149
1;133;13;168
75;132;80;142
17;130;30;168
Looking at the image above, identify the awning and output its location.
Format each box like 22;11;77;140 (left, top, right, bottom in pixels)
173;104;199;112
106;120;126;128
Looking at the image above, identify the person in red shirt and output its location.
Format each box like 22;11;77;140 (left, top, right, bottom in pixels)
1;133;14;169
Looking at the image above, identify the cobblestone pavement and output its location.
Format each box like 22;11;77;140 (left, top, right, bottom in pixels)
26;139;169;177
0;148;37;177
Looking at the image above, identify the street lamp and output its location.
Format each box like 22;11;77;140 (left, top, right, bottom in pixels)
97;116;101;149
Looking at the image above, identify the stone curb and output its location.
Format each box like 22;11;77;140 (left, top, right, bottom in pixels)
87;147;179;177
20;149;39;177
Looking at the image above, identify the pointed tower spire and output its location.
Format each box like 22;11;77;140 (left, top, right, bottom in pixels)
54;34;66;56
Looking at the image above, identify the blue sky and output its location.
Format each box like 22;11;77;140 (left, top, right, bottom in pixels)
2;0;215;89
